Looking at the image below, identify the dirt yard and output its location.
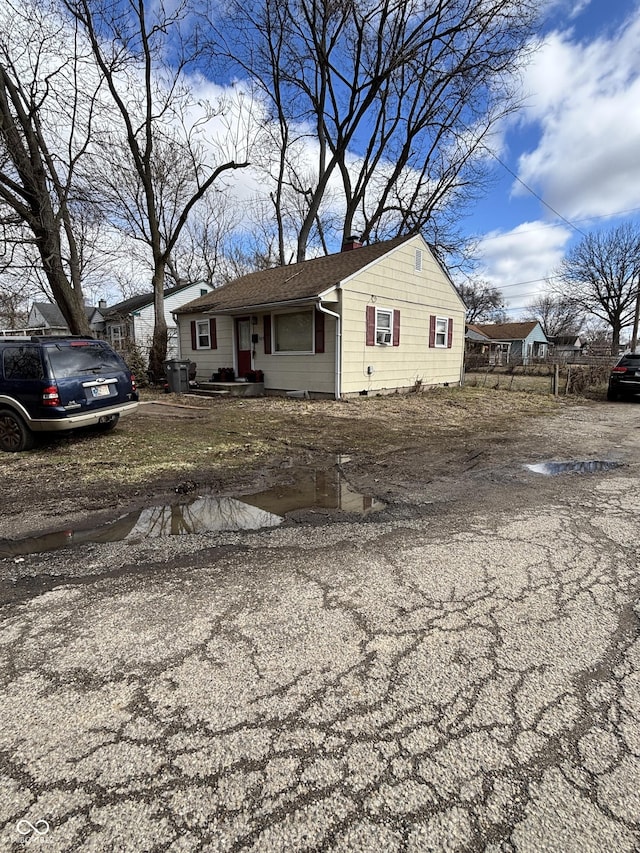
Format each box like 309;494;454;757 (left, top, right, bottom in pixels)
0;383;622;539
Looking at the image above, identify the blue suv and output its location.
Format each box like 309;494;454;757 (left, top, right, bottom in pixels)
0;336;139;452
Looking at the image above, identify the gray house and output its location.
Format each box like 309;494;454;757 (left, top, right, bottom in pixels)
471;321;549;365
27;302;105;336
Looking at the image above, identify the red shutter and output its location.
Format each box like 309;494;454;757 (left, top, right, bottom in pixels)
447;318;453;348
393;310;400;346
264;315;272;354
315;308;325;354
366;305;375;346
209;318;217;350
429;315;436;348
191;320;197;350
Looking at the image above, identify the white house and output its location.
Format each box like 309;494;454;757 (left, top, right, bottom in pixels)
104;281;214;361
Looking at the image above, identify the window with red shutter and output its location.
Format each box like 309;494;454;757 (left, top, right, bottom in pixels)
193;318;213;349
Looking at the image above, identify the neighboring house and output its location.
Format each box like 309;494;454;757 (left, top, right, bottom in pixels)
26;302;105;336
465;323;511;366
104;281;214;361
548;334;585;362
470;321;549;365
174;234;466;399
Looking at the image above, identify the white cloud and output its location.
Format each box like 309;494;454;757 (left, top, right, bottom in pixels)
514;7;640;221
476;221;572;311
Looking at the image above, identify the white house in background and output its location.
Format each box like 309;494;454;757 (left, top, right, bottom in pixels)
104;281;214;361
174;234;466;398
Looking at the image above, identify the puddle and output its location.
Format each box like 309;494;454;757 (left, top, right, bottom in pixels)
525;460;622;476
0;467;384;559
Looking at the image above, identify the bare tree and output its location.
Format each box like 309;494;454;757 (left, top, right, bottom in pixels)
554;223;640;355
65;0;250;375
0;0;102;334
522;292;584;338
456;279;506;323
218;0;540;262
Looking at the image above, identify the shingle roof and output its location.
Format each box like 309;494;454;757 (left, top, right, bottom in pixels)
105;281;204;317
175;235;412;315
32;303;95;327
465;324;492;341
472;321;541;341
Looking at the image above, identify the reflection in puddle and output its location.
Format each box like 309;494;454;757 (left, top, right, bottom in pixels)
1;467;384;559
526;460;622;476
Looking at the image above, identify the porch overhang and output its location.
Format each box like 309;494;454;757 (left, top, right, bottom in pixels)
201;296;321;317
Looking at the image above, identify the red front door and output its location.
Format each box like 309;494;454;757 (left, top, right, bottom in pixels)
236;317;252;378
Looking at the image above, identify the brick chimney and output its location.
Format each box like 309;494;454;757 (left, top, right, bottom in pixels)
341;235;363;252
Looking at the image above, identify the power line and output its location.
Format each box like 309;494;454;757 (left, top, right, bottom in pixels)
476;206;640;244
480;143;588;238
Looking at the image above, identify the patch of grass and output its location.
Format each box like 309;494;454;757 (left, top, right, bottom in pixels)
0;385;569;498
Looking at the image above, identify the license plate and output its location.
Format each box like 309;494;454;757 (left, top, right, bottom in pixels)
91;385;111;398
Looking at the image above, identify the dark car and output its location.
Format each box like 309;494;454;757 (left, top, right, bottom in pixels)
0;336;139;452
607;352;640;401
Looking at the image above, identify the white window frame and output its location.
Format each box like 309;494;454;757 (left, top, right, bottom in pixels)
195;319;211;350
376;308;393;345
273;309;314;355
434;316;449;348
109;323;126;351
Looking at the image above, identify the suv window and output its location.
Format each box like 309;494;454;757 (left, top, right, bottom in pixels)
3;346;45;380
45;342;125;379
620;354;640;365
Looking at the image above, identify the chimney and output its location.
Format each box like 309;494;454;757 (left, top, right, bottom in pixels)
98;299;107;310
342;235;363;252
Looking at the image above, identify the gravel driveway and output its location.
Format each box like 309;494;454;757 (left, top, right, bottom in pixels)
1;401;639;851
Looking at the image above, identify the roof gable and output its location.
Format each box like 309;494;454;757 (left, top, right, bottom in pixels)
30;302;97;327
175;235;415;315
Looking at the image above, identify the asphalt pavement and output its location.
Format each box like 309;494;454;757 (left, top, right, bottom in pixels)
1;404;640;851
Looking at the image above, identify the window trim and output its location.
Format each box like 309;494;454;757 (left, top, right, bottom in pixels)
375;308;393;346
434;316;449;348
195;319;211;350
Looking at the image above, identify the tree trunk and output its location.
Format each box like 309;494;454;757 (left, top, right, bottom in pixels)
611;324;621;356
148;265;168;380
36;227;91;336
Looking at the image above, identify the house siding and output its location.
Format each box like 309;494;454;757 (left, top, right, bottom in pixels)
340;238;465;395
178;315;234;379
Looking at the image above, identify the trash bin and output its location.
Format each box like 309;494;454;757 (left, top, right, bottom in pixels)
163;359;190;393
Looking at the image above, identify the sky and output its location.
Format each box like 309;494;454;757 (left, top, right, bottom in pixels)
467;0;640;318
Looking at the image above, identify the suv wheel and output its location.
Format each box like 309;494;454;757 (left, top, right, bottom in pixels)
0;409;35;452
606;386;618;402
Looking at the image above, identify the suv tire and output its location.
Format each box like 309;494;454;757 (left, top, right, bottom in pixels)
606;386;618;402
0;409;35;452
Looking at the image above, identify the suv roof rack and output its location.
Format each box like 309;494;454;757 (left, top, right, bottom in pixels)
28;335;95;342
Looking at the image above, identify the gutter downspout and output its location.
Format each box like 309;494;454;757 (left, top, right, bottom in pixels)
317;299;341;400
